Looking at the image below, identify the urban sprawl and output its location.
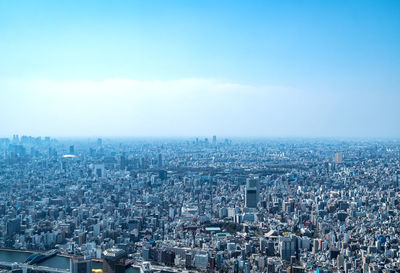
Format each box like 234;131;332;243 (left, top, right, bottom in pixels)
0;136;400;273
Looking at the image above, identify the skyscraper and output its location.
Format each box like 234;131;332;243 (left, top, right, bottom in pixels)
70;257;92;273
120;154;126;170
279;237;296;262
103;248;126;273
245;178;259;208
94;164;105;178
158;153;163;167
6;218;20;236
335;153;343;164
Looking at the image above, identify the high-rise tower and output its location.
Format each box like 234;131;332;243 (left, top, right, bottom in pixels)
245;178;259;208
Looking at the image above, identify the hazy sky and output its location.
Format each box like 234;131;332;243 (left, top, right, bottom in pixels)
1;1;399;138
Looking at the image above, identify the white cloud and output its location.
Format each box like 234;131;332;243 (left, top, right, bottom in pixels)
0;78;399;137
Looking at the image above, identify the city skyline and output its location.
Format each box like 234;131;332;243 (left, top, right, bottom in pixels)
0;134;399;272
1;2;400;271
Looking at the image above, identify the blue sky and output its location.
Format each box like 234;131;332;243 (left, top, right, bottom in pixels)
0;1;399;137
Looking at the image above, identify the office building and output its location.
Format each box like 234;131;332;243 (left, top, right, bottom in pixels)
70;257;92;273
335;153;343;164
94;164;105;178
245;179;259;208
158;153;163;167
103;248;126;273
194;253;208;269
279;237;296;262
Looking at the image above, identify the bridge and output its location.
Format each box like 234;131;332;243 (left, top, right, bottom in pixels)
24;249;59;265
0;261;69;273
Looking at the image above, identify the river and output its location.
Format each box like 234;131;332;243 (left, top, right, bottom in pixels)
0;249;139;272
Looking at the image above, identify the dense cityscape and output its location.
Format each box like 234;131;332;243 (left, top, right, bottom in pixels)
2;0;399;272
0;135;399;273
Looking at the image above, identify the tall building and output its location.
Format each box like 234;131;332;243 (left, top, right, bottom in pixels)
70;257;92;273
194;253;208;269
6;218;20;236
245;179;259;208
120;154;126;170
212;135;217;145
69;145;75;155
12;134;19;143
396;172;400;187
159;170;167;180
94;164;105;178
335;153;343;164
103;248;126;273
279;237;296;262
158;153;163;167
